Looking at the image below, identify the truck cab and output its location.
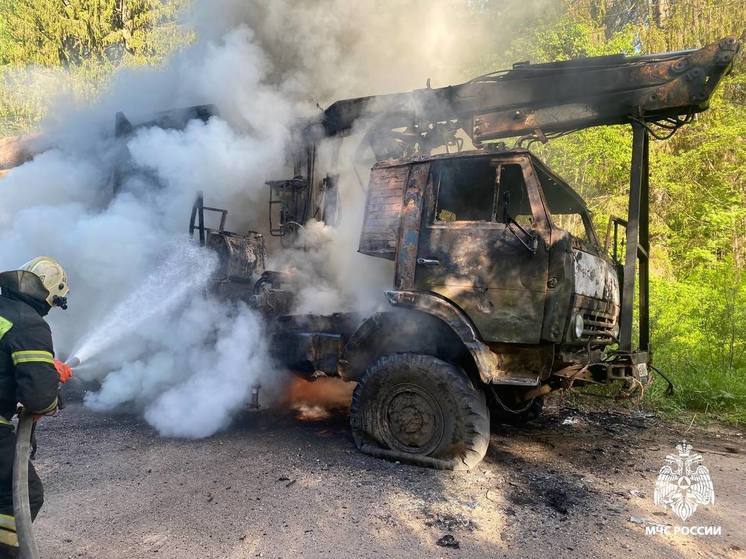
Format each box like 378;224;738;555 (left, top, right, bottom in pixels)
359;149;621;383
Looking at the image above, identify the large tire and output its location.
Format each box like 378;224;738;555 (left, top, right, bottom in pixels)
350;353;490;471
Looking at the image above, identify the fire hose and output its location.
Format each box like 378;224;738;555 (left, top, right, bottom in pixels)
12;410;39;559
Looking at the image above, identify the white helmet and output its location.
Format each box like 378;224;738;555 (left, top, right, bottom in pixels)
21;256;69;308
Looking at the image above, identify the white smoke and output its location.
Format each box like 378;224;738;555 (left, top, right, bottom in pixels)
87;293;273;439
0;0;538;437
0;16;302;438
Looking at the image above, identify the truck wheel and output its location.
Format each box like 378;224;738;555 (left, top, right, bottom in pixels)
350;354;490;471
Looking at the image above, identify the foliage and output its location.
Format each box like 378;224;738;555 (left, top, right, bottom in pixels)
0;0;188;66
0;0;191;134
648;263;746;423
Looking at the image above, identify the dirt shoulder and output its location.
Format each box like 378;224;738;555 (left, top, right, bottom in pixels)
30;400;745;559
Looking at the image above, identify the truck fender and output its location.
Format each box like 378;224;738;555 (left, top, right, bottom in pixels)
384;290;499;383
338;290;498;384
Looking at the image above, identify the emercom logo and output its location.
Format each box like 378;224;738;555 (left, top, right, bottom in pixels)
644;441;721;537
654;441;714;521
645;525;722;536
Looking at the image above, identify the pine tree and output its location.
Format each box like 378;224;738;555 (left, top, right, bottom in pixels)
0;0;188;67
0;0;190;134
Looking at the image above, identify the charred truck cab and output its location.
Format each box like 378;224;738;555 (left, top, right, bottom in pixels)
327;38;738;469
359;149;625;385
161;38;739;470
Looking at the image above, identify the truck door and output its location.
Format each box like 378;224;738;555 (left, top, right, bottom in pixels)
415;155;550;343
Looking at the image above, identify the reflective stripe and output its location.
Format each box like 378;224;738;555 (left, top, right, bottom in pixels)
0;417;12;426
0;514;17;548
13;356;55;365
34;396;58;415
11;350;54;366
0;316;12;340
0;515;15;532
0;528;19;548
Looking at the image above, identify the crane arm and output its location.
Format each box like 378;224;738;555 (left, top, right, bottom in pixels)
320;37;740;144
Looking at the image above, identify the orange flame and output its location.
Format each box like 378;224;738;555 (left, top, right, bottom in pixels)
283;376;355;421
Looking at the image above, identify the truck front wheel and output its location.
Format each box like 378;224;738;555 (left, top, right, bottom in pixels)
350;354;490;470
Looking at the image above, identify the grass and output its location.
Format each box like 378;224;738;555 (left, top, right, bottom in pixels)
645;362;746;426
560;360;746;428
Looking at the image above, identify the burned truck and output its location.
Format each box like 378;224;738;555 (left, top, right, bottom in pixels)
126;38;739;469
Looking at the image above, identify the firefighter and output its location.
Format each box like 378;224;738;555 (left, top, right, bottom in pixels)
0;257;72;558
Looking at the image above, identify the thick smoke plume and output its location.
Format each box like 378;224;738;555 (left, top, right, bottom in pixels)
0;22;300;437
0;1;534;437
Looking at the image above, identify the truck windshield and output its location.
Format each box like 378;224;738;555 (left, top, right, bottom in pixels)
534;161;597;244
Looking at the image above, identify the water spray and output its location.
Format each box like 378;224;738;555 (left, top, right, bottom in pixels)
68;243;215;367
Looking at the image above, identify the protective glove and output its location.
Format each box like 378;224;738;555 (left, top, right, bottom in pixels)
54;359;73;384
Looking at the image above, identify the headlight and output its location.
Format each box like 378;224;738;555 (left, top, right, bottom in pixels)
573;313;584;338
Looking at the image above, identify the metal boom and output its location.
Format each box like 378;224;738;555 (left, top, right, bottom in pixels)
319;37;739;144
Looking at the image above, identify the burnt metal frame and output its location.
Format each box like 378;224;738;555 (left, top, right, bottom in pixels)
531;157;600;246
426;155;548;229
189;191;228;246
604;216;628;260
618;122;650;353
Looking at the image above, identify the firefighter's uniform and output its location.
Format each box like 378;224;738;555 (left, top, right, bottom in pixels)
0;260;68;558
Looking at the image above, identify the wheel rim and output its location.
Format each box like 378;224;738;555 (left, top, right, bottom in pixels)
380;383;444;455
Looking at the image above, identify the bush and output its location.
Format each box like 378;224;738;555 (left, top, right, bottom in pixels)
648;263;746;423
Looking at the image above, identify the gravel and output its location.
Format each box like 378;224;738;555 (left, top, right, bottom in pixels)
28;401;746;559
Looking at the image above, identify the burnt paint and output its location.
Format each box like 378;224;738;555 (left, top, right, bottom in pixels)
415;154;549;344
394;163;430;290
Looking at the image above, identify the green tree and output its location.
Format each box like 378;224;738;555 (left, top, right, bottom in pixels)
0;0;190;134
0;0;188;67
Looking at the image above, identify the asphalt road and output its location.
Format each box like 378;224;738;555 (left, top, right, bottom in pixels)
28;399;745;559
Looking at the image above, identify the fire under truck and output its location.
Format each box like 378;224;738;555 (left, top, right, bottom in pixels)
116;37;739;470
